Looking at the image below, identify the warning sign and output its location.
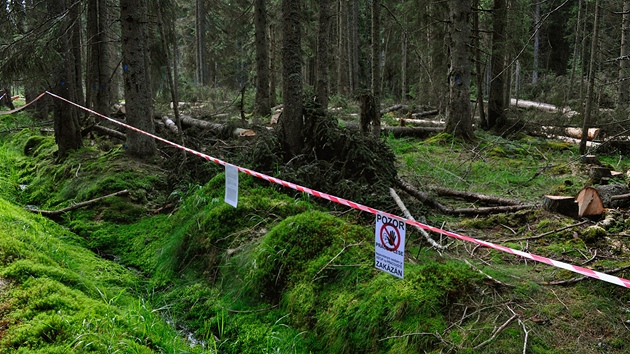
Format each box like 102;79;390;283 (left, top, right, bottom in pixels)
374;213;405;278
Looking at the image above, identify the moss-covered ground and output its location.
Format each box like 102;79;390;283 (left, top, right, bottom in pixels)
0;109;629;353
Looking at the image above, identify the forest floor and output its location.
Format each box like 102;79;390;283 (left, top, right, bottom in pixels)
0;103;629;353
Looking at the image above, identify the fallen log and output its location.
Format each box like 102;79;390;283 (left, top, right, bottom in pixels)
344;121;443;138
411;109;439;118
428;186;523;206
541;126;600;140
510;98;578;118
576;184;630;217
178;114;256;137
395;178;535;215
26;190;129;217
380;104;406;115
396;118;445;127
161;115;179;134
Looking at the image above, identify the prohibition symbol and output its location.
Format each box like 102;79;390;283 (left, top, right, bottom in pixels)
380;223;401;251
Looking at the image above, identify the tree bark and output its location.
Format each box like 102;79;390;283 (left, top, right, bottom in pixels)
280;0;304;156
619;0;630;107
315;0;331;110
579;0;600;155
48;0;83;159
532;0;540;84
474;0;487;128
370;0;381;137
254;0;271;117
121;0;156;159
445;0;473;139
196;0;209;85
569;0;582;99
401;31;408;100
487;0;507;129
337;0;350;96
157;7;183;145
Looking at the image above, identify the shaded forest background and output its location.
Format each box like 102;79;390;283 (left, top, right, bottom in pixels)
1;0;629;158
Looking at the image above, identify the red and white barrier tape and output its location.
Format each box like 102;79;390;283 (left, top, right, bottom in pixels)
41;91;630;288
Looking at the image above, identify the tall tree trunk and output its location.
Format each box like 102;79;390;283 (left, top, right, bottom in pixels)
371;0;381;137
316;0;331;110
337;0;349;96
532;0;540;84
49;0;82;159
569;0;582;100
579;0;600;155
254;0;271;117
487;0;507;129
474;0;487;128
196;0;208;85
121;0;156;159
579;3;590;107
71;3;83;107
351;0;360;93
445;0;473;139
269;23;278;107
401;31;408;101
87;0;114;116
86;0;98;111
619;0;630;107
280;0;303;156
157;7;182;143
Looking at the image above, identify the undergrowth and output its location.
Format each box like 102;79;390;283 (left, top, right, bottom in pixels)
1;109;630;353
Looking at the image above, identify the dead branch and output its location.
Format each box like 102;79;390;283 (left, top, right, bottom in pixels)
464;260;515;288
91;124;126;140
313;242;363;280
26;190;129;217
395;177;450;214
542;264;630;286
472;314;518;350
389;188;448;250
497;220;589;243
449;204;536;216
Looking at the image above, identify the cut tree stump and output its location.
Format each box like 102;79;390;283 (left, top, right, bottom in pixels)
589;167;611;184
580;155;602;165
576;184;630;217
543;195;578;218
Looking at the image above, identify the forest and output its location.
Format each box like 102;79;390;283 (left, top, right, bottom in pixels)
1;0;630;353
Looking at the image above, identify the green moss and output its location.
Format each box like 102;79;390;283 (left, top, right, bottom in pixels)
251;211;358;300
580;225;607;244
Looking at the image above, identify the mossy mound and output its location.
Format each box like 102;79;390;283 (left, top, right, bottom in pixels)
251;210;370;301
0;198;202;353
